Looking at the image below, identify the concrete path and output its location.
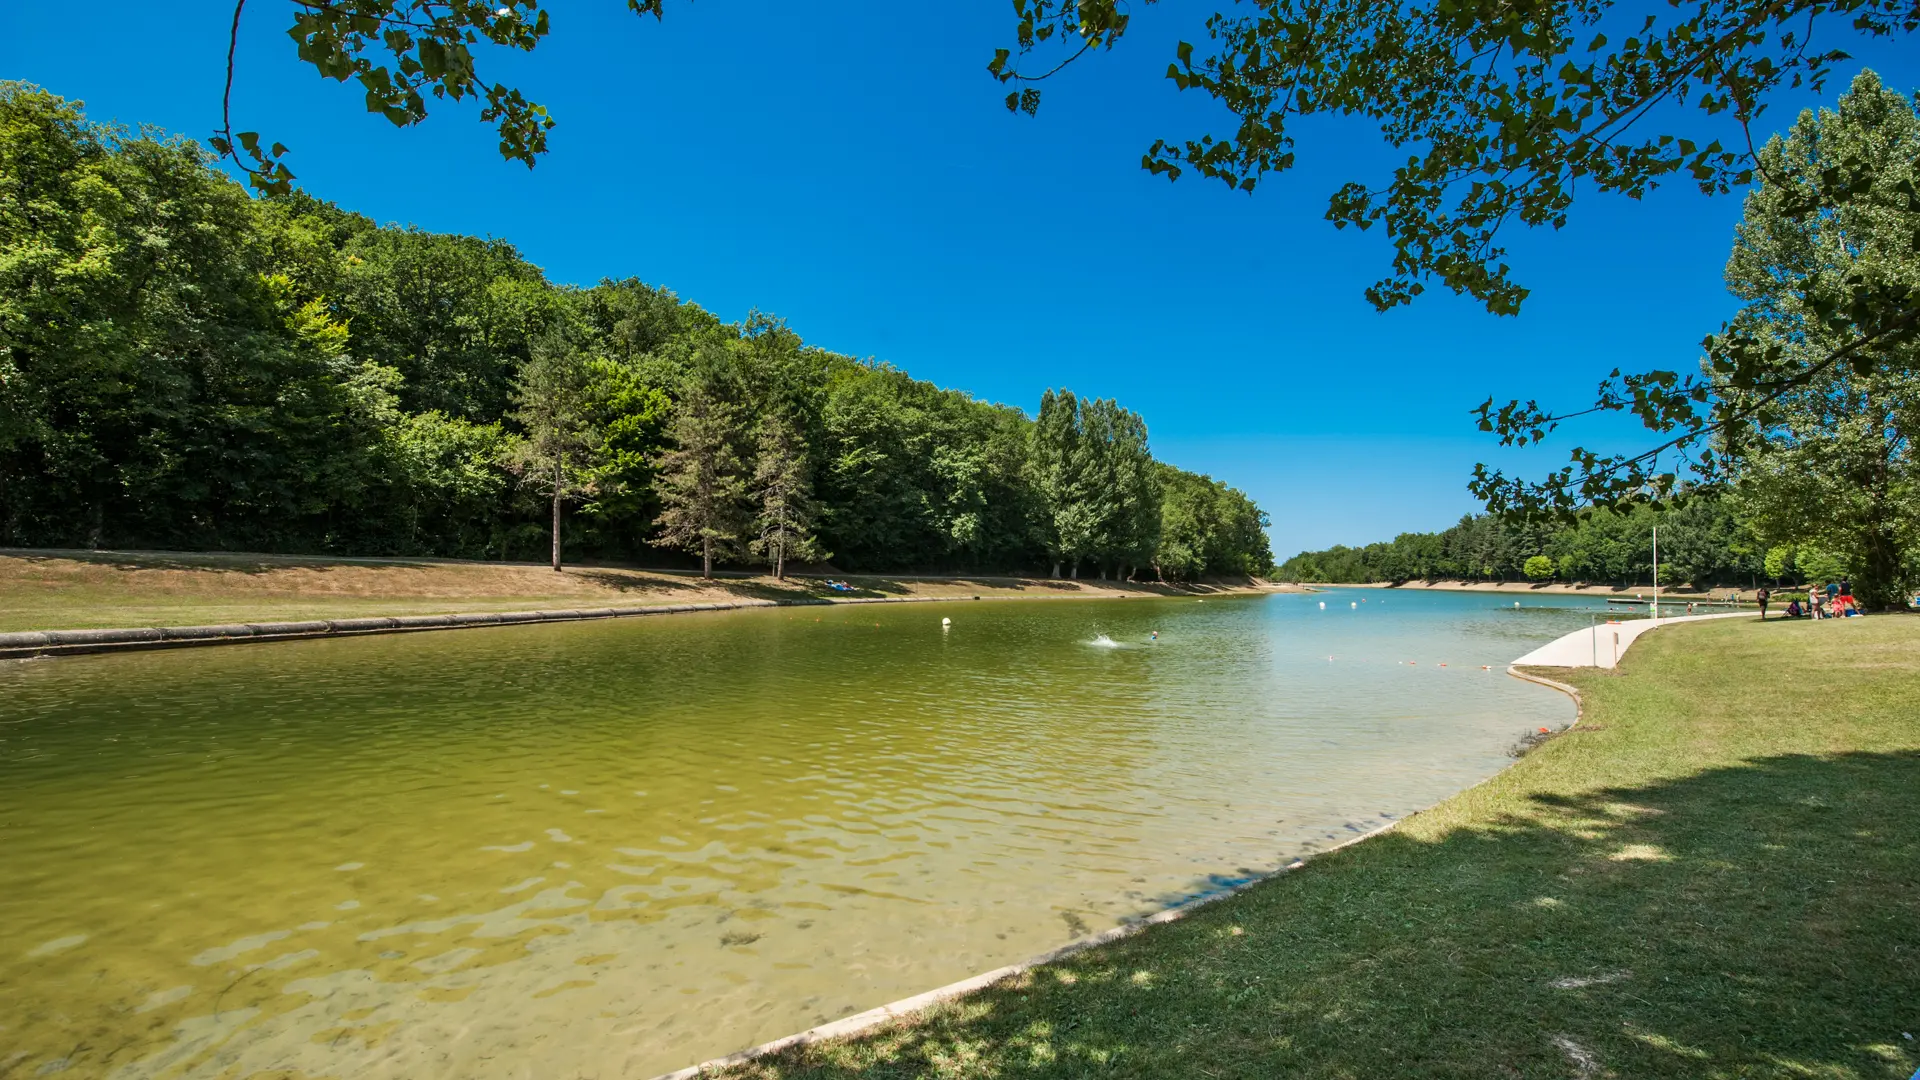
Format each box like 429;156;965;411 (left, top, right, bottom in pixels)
1512;610;1757;669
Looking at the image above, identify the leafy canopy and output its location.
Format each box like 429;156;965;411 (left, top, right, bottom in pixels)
213;0;668;192
1471;70;1920;518
994;0;1919;315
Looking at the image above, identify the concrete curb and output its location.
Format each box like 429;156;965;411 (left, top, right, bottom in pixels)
644;634;1607;1079
0;589;1250;661
646;816;1403;1080
0;599;805;660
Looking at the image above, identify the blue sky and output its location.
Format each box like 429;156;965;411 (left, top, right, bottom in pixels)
6;3;1916;557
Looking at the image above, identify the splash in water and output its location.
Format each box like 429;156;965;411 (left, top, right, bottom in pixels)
1088;634;1124;649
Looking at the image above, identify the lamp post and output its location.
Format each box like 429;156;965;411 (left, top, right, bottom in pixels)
1652;525;1660;621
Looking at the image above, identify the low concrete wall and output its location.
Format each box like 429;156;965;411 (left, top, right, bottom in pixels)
0;592;1100;661
0;599;804;660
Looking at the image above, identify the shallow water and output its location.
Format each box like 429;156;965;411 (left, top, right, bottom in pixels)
0;589;1619;1078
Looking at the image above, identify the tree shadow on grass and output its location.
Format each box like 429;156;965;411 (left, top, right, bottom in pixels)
729;751;1920;1080
1;548;452;576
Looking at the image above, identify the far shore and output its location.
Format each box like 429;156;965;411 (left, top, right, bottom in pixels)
0;548;1296;634
1308;578;1752;600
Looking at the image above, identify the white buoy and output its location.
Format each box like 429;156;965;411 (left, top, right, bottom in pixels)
1318;601;1326;610
1350;601;1357;609
941;616;951;628
1515;601;1521;609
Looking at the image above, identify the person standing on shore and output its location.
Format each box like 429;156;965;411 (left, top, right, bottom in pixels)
1756;587;1770;619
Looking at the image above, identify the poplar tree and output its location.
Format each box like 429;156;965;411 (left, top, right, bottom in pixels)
749;412;826;580
1031;389;1097;578
655;374;748;579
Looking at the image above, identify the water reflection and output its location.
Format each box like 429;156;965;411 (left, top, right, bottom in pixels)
0;590;1603;1078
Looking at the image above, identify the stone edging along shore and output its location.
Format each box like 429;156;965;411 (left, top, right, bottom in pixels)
0;589;1272;661
642;662;1593;1080
0;594;1019;661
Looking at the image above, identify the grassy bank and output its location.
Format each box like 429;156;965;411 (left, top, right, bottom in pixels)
710;616;1920;1079
0;549;1274;633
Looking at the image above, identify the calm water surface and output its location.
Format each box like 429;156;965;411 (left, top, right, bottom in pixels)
1;590;1619;1078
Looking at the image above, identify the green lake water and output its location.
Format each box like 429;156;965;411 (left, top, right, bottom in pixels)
1;590;1611;1078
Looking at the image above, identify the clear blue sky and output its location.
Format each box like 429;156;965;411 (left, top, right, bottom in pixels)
5;3;1916;557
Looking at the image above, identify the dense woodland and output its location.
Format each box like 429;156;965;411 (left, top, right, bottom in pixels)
1277;497;1779;588
0;85;1271;579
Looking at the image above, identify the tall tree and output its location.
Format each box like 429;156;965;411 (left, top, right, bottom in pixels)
1475;71;1920;514
507;328;597;571
655;372;748;578
1713;73;1920;608
750;412;826;580
1080;397;1160;579
1030;389;1100;578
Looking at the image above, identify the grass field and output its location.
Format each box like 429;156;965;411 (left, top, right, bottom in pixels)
0;549;1265;633
710;615;1920;1079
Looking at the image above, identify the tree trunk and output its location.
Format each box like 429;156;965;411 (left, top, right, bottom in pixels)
774;535;785;581
1070;563;1079;579
1051;562;1061;579
702;536;713;579
550;460;563;572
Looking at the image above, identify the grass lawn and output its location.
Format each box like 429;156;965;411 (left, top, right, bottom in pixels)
712;615;1920;1079
0;549;1258;632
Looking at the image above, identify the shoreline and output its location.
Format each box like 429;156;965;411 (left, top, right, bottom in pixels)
643;617;1604;1080
0;583;1290;661
1310;578;1751;600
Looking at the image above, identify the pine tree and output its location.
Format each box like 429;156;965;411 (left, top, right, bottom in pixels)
507;330;597;572
656;376;749;578
750;413;826;579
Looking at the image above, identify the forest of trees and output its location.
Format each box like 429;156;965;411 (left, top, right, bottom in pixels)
0;84;1272;580
1276;497;1774;588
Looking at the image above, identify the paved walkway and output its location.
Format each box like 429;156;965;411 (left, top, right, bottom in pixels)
1512;610;1757;669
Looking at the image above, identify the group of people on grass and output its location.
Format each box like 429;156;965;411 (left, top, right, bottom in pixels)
1760;581;1862;619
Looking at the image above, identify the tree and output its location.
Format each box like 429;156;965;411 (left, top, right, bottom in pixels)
1763;545;1793;581
3;88;1280;577
655;370;748;578
220;0;1920;318
995;2;1918;316
1079;398;1160;579
1473;71;1920;516
750;412;826;579
1730;363;1918;607
1524;555;1555;581
1030;389;1096;578
507;328;598;571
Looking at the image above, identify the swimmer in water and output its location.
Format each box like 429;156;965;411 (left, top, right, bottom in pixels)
1149;630;1159;641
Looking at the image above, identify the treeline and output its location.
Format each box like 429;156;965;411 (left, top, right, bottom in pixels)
0;85;1271;579
1279;497;1774;588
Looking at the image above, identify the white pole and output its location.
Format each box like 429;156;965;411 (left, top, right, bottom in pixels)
1652;525;1660;621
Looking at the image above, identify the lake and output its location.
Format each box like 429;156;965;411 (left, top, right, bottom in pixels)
0;589;1620;1078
